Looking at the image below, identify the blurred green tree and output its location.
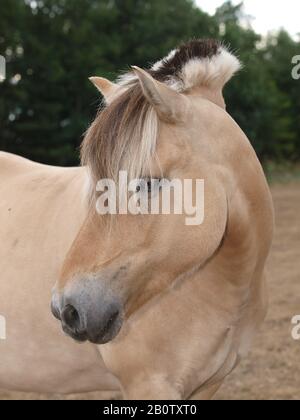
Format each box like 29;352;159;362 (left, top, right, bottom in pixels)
0;0;217;165
0;0;299;165
262;30;300;160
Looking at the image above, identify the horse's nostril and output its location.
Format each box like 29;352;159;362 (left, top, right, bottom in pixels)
58;294;122;344
61;304;81;332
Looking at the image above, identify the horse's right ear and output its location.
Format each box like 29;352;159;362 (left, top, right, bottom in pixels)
131;66;188;123
89;77;119;102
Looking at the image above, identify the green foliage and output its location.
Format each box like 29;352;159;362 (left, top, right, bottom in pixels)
0;0;299;165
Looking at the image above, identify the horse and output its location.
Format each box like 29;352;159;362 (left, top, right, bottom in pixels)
0;39;274;400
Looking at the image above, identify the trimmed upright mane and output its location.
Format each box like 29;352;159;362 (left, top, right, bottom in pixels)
81;39;241;187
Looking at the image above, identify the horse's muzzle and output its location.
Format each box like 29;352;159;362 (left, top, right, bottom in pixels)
51;280;123;345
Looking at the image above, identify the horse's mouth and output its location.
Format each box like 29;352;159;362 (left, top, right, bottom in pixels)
62;321;122;345
62;324;88;343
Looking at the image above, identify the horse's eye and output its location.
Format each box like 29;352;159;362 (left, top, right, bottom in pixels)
135;180;151;193
135;179;162;194
147;181;152;193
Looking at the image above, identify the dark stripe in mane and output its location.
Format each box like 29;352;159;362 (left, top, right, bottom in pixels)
150;39;221;82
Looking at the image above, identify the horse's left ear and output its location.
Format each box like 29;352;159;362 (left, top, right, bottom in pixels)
89;77;119;102
131;66;188;123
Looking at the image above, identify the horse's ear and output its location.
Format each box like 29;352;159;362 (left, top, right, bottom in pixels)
89;77;118;102
131;66;188;123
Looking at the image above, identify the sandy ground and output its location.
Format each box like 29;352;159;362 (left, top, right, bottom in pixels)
1;182;299;400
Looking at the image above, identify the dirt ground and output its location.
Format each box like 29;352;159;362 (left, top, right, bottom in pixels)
1;182;299;400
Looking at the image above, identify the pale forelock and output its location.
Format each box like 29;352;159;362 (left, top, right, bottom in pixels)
81;82;158;190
